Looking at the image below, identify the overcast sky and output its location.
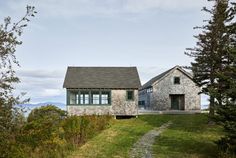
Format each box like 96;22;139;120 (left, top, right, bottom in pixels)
0;0;212;104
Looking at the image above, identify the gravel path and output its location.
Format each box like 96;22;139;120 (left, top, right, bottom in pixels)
130;121;172;158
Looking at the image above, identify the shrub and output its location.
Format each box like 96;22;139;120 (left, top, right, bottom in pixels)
63;115;112;146
13;105;112;158
21;105;68;157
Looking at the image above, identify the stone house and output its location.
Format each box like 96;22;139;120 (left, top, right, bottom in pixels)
63;67;141;116
139;66;201;111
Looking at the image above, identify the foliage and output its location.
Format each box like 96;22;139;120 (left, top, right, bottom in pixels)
186;0;236;155
214;44;236;155
17;105;111;158
63;115;112;146
0;6;36;158
185;0;235;116
21;105;67;156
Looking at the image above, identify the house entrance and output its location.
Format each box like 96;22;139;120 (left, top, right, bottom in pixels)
170;94;185;110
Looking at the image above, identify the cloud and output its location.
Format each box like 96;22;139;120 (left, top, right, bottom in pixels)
41;89;63;97
14;69;65;103
17;70;64;79
3;0;210;18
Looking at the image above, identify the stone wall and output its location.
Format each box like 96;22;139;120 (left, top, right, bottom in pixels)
67;89;138;116
139;69;201;110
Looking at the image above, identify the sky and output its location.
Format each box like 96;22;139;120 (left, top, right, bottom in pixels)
0;0;213;105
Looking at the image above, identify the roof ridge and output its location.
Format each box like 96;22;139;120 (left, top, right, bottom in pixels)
141;65;190;90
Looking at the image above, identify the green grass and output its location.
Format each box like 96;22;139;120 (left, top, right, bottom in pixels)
69;114;222;158
68;118;153;158
142;115;222;158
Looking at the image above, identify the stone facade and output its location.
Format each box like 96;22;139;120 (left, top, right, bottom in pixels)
67;89;139;116
139;68;201;111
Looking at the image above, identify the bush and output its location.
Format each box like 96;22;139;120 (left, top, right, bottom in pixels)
21;105;68;157
63;115;112;146
18;105;112;158
0;104;113;158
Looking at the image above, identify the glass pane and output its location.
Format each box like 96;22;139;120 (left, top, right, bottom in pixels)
92;94;100;104
102;91;110;105
69;91;77;104
80;94;84;104
101;94;108;104
84;94;89;104
127;91;134;100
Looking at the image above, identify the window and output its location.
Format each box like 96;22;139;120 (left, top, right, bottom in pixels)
147;87;153;93
68;90;111;105
138;101;145;105
174;77;180;84
127;90;134;101
80;94;84;104
92;91;100;104
80;92;90;104
68;91;78;105
101;91;111;105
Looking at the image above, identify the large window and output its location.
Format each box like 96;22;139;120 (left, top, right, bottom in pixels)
68;91;78;104
80;92;90;105
92;91;100;104
67;90;111;105
101;91;111;105
127;90;134;101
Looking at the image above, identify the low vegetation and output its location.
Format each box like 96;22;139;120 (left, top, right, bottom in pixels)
71;114;223;158
13;105;112;158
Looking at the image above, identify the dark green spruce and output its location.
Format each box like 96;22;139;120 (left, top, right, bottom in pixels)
186;0;236;156
185;0;234;117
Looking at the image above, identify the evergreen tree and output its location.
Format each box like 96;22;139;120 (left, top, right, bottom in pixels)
185;0;234;117
0;6;36;157
214;3;236;154
186;0;236;154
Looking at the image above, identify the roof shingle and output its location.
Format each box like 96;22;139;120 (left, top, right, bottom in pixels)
63;67;141;89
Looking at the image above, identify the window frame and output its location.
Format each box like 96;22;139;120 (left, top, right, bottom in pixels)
67;89;111;106
126;90;134;101
67;90;79;105
174;77;180;84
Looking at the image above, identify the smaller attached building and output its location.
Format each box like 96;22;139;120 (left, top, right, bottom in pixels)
139;66;201;111
63;67;141;116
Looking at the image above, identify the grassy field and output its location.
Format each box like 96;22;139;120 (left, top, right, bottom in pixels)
69;114;222;158
144;115;222;158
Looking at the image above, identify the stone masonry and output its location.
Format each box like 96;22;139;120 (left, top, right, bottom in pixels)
67;90;139;116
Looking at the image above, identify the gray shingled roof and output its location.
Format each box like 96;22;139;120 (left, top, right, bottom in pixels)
141;66;193;90
63;67;141;89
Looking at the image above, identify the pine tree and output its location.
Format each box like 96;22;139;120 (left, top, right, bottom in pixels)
187;0;236;154
185;0;234;117
214;3;236;154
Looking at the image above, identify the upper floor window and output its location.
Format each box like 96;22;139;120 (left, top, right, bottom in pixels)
147;87;153;93
174;77;180;84
127;90;134;101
